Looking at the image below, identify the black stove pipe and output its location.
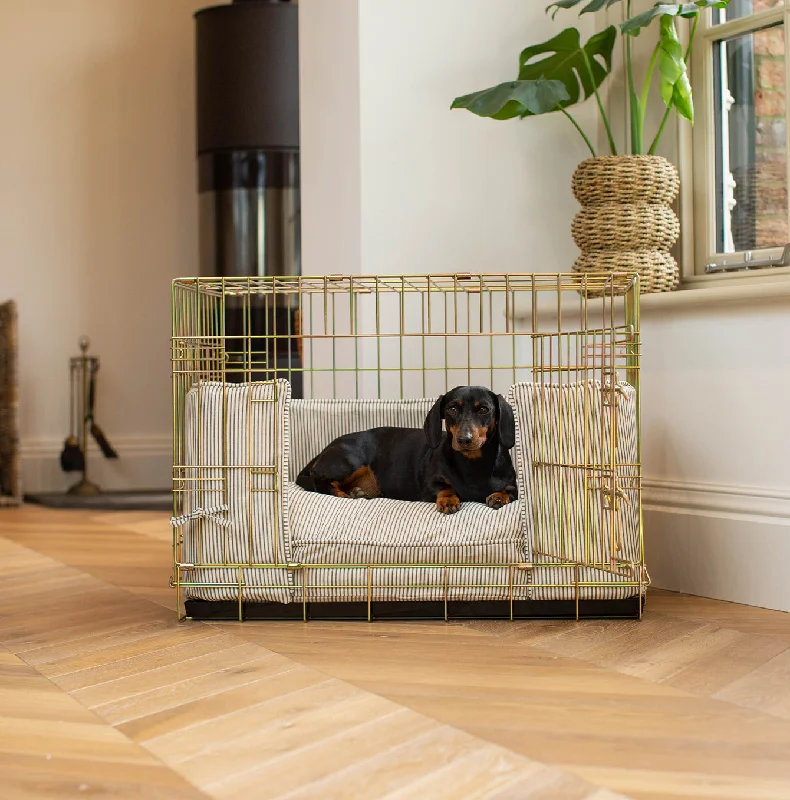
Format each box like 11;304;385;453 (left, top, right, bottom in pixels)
195;0;302;394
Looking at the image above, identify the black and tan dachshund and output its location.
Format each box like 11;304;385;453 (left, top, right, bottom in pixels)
295;386;518;514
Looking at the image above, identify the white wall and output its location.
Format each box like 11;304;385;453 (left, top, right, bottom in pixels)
358;0;596;275
300;0;597;278
1;0;205;491
642;297;790;612
299;0;361;278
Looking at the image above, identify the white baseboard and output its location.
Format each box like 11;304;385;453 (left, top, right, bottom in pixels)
20;435;172;494
643;477;790;612
643;478;790;521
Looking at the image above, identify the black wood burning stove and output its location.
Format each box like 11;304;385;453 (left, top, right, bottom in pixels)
195;0;302;395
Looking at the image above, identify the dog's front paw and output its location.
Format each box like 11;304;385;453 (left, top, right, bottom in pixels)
436;493;461;514
486;491;511;510
349;487;371;499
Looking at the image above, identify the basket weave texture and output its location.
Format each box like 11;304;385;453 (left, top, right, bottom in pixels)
571;155;681;293
572;205;680;251
575;252;678;293
0;300;21;506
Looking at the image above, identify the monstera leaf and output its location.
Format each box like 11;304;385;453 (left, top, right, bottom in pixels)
452;28;615;121
657;16;694;121
451;78;570;120
619;2;727;125
622;1;729;35
517;27;617;110
546;0;624;20
549;0;727;21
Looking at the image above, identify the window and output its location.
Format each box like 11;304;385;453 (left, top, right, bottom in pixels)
692;0;790;277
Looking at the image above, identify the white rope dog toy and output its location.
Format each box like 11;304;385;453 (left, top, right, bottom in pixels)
170;504;232;528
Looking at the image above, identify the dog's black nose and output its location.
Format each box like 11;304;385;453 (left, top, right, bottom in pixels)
457;432;473;445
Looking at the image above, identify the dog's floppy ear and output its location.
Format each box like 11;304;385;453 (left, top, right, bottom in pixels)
494;394;516;450
424;394;446;449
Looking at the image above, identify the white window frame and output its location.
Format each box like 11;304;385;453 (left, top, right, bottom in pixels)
688;2;790;286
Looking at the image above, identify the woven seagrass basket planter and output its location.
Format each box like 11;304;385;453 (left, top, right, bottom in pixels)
571;155;681;293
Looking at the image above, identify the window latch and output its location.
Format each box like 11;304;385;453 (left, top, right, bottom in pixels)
705;244;790;274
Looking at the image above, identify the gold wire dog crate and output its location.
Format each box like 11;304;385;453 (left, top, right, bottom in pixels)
171;272;646;621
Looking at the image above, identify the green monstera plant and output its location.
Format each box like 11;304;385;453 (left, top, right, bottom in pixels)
452;1;731;156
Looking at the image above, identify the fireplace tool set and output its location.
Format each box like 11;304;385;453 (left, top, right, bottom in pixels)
60;337;118;495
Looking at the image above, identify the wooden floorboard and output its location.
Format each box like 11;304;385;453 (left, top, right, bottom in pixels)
0;507;614;800
3;505;790;798
229;622;790;794
0;646;207;799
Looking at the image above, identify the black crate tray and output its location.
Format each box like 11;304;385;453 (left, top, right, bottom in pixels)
184;596;644;621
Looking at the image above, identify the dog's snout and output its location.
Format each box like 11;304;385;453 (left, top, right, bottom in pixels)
457;430;474;445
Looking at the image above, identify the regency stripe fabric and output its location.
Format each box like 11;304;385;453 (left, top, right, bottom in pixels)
508;381;641;571
180;380;293;602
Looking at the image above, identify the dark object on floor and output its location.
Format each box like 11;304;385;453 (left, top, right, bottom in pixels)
25;490;172;512
59;435;85;472
87;361;118;459
61;358;86;472
184;597;644;622
89;422;117;460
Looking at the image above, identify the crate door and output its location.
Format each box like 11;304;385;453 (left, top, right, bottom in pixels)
524;377;641;574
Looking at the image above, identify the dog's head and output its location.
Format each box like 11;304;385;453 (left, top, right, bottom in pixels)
424;386;515;455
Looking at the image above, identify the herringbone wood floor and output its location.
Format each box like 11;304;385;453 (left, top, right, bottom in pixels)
1;506;790;799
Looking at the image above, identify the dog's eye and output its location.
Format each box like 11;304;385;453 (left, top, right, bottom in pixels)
446;405;458;414
478;406;490;414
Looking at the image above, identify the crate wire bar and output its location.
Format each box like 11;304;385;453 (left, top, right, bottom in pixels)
171;272;645;621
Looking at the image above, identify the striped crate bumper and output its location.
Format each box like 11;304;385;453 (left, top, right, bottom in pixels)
178;380;641;603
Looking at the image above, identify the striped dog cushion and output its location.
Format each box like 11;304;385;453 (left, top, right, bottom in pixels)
292;564;533;603
289;483;529;602
180;380;293;602
288;396;528;601
508;380;641;600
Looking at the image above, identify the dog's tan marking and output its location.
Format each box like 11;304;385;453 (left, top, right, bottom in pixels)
486;491;511;509
343;465;380;499
451;423;489;454
330;481;351;498
436;487;461;514
460;449;483;460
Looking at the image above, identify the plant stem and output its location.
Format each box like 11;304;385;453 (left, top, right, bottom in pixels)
626;0;641;154
648;13;699;155
582;51;618;155
561;108;597;157
648;108;672;156
640;43;661;134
